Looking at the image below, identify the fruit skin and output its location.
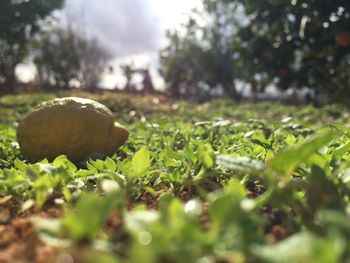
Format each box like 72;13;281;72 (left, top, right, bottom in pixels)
17;97;129;162
336;31;350;48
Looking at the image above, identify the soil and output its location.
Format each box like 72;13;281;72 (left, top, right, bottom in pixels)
0;199;63;263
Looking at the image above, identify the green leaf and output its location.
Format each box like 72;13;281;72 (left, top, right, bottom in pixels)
105;157;117;171
333;141;350;159
53;155;77;172
252;232;344;263
305;165;341;210
82;251;119;263
101;179;120;193
217;155;265;171
202;152;214;169
63;193;117;242
224;179;247;198
126;210;159;233
269;131;338;175
14;158;26;171
209;194;240;226
340;168;350;183
285;134;297;145
199;143;214;169
131;148;151;178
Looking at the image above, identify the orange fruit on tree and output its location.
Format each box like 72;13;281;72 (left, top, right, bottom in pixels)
336;31;350;47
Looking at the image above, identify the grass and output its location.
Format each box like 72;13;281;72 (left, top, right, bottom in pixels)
1;91;350;262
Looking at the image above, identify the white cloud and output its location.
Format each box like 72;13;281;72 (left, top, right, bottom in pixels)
64;0;162;58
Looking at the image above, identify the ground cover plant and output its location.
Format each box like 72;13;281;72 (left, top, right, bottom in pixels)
1;91;350;262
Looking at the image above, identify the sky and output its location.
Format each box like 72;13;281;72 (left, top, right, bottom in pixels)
17;0;202;89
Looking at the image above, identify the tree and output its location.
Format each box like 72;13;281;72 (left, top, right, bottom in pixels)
33;26;110;90
161;0;350;103
120;64;136;92
138;67;155;94
0;0;64;91
222;0;350;103
159;1;240;100
200;0;240;99
159;27;203;99
78;38;111;90
33;27;80;89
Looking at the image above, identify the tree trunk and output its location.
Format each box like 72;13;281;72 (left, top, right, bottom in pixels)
4;66;16;93
223;83;240;101
313;87;320;108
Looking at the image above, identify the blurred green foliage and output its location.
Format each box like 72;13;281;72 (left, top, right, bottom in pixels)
1;92;350;262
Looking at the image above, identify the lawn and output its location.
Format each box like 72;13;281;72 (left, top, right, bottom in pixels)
0;91;350;263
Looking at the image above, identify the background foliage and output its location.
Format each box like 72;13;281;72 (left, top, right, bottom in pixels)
33;26;110;90
0;0;64;90
160;0;350;103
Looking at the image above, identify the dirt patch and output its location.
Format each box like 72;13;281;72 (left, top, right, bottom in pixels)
0;217;60;263
0;198;64;263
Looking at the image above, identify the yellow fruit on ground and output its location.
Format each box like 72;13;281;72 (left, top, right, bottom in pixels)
17;97;129;162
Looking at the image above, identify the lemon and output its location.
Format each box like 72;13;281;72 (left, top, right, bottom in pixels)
17;97;129;162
